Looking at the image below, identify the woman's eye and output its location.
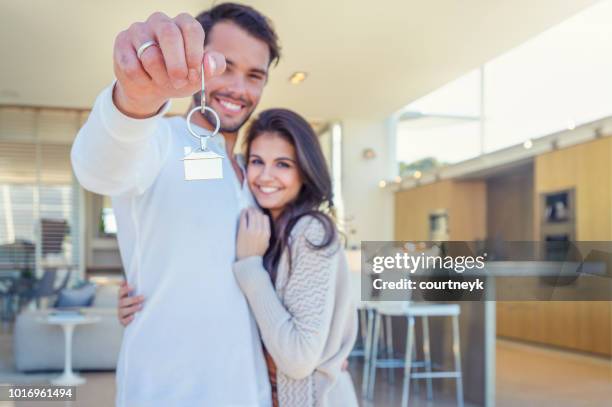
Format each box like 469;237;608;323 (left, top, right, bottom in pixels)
250;158;263;165
277;161;290;169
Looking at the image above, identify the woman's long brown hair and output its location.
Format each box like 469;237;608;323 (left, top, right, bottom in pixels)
244;108;336;282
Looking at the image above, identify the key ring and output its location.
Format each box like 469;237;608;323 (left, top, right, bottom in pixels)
186;63;221;151
186;106;220;151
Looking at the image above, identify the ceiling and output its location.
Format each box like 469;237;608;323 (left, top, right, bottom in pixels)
0;0;598;122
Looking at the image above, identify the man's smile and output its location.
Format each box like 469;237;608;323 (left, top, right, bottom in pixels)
214;95;247;116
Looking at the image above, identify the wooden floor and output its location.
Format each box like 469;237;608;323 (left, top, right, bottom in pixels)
496;339;612;407
0;338;610;407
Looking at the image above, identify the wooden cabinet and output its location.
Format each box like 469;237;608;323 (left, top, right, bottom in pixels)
517;137;612;356
395;138;612;356
534;137;612;240
497;301;611;356
395;179;486;241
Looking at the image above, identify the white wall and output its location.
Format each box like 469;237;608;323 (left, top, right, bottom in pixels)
341;118;396;246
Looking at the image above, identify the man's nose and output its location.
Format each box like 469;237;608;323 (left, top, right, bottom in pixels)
226;74;247;97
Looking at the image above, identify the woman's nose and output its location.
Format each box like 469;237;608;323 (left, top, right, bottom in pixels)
258;165;275;181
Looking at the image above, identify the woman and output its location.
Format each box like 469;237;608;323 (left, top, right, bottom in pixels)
233;109;358;406
119;108;358;406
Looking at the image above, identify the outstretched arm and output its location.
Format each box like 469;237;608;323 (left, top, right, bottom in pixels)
71;84;171;196
71;11;224;196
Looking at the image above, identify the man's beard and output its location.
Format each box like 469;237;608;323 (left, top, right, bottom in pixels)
193;93;254;134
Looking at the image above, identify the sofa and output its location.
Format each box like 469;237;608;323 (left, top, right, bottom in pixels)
13;284;123;372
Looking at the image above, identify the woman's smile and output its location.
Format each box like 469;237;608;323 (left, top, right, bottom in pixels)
256;184;282;194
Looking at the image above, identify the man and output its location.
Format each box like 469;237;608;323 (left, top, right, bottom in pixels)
71;3;280;406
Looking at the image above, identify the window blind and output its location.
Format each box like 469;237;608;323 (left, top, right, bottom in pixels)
0;106;87;277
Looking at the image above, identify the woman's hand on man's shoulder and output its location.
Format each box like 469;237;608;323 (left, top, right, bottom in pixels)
236;207;271;260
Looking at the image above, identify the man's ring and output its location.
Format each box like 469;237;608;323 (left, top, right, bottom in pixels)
137;41;157;60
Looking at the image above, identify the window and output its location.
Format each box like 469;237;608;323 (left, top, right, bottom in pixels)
0;107;85;272
396;0;612;170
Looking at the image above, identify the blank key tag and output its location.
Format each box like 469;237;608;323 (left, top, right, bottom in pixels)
182;147;223;181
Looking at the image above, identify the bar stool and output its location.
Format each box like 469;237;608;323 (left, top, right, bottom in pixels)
349;265;370;359
361;302;406;398
366;302;464;407
350;301;369;358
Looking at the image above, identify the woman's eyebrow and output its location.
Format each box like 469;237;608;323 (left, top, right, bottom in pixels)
275;157;296;163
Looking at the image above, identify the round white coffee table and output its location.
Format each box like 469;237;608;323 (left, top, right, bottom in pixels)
37;313;101;386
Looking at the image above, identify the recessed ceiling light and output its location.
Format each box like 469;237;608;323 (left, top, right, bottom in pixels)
289;71;307;85
362;148;376;160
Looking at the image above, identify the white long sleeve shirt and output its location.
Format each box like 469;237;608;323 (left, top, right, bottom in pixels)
71;85;271;407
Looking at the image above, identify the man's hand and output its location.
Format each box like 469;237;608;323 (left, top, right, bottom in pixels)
236;207;271;260
118;281;144;326
113;12;226;118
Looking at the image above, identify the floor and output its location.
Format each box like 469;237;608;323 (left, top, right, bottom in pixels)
495;339;612;407
0;322;610;407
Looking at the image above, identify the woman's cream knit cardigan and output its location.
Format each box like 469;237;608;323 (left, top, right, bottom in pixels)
233;215;359;407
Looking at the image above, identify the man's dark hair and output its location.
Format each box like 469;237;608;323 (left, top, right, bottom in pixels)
196;2;281;66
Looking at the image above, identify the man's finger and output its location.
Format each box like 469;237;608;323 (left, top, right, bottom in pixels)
128;22;168;87
149;13;188;89
114;30;150;87
174;13;204;83
118;284;131;298
120;295;144;308
120;315;134;326
118;283;137;298
203;51;226;77
119;303;142;318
